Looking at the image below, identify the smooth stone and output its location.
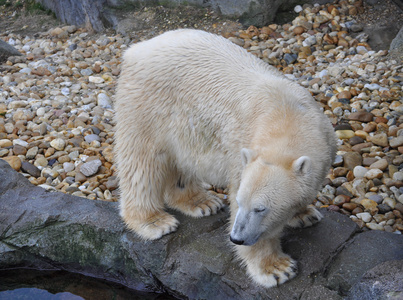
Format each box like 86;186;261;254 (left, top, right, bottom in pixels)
382;198;396;210
370;133;389;147
369;159;388;171
393;172;403;181
348;111;374;123
97;93;112;108
353;166;368;179
389;136;403;148
80;160;102;177
63;162;75;173
84;134;101;143
368;194;383;204
343;152;363;170
26;146;39;160
348;136;364;146
336;130;355;139
1;156;21;171
356;212;372;222
89;76;104;84
0;139;12;148
50;138;66;151
12;144;27;156
365;169;383;180
360;199;378;212
366;223;384;230
21;161;41;177
34;157;48;167
333;155;343;167
13;139;28;148
377;204;391;214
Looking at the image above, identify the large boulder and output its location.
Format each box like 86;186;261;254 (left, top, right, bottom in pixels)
34;0;322;31
389;25;403;61
0;158;402;299
0;39;22;63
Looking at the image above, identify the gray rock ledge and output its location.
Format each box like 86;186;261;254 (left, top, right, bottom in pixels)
0;159;402;299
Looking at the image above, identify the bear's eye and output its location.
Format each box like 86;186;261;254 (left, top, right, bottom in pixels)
254;206;266;213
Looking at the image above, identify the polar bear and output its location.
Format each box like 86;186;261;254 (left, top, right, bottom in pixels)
114;29;336;288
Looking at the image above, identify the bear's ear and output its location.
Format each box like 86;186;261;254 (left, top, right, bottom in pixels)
292;156;311;176
241;148;256;167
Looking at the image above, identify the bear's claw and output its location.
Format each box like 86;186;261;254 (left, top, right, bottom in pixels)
134;212;179;240
287;205;323;229
252;254;298;288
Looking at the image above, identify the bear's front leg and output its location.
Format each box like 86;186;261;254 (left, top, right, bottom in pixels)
235;237;298;288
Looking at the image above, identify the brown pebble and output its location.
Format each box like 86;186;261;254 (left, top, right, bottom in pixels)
343;202;358;211
348;111;374;123
352;207;364;215
337;91;351;99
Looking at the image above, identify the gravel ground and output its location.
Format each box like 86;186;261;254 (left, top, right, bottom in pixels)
0;0;402;234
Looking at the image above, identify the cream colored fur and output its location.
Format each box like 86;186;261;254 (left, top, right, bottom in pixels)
114;29;337;288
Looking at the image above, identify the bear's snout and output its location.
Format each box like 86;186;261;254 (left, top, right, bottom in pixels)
230;235;244;245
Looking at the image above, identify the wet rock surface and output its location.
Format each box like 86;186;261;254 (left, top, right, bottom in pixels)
1;160;402;299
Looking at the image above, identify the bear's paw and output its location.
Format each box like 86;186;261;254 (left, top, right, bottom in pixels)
253;254;298;288
129;212;179;240
168;190;225;218
287;205;323;229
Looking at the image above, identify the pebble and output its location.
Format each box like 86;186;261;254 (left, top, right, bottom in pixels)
80;159;102;177
1;0;401;234
21;161;41;177
356;212;372;223
1;156;21;171
50;138;66;151
353;166;367;179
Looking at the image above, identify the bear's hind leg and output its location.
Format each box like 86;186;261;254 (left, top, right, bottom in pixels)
165;180;225;217
119;152;179;240
287;205;323;229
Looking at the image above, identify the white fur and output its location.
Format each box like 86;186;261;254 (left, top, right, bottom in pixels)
114;29;337;288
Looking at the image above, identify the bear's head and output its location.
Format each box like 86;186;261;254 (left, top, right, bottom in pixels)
230;148;313;246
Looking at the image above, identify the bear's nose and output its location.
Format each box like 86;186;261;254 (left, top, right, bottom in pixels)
230;236;244;245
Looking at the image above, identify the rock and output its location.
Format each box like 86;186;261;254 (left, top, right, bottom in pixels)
34;157;48;168
21;161;41;178
12;144;27;156
346;260;403;300
369;159;388;171
348;112;374;123
343;152;363;170
63;162;75;173
360;199;378;213
84;134;100;143
370;133;389;147
336;130;355;139
365;168;383;180
36;0;302;30
1;160;403;299
356;212;372;222
353;166;368;179
97;93;112;108
50;138;66;151
105;176;119;191
389;25;403;60
0;139;12;148
326;231;403;295
80;159;102;177
390;136;403;148
1;156;21;171
0;39;22;63
26;146;39;160
89;76;105;84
